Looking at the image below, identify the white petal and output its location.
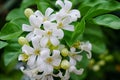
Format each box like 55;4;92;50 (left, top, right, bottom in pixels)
22;24;33;31
69;66;84;75
86;51;92;59
44;65;53;75
34;10;44;18
34;29;44;36
40;48;50;59
40;37;48;47
50;36;59;46
29;15;42;28
64;0;72;11
63;25;74;31
74;55;82;61
31;36;40;49
56;0;64;8
62;17;71;25
70;57;76;66
52;50;61;66
43;21;57;30
18;54;24;61
49;14;56;21
70;47;76;52
27;55;36;68
45;8;54;17
53;29;64;39
70;10;80;18
26;32;35;41
22;45;34;55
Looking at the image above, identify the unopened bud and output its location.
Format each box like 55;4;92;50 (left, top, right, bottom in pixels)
61;60;70;70
105;55;113;62
18;37;29;46
61;48;69;57
92;65;100;71
24;8;33;18
98;60;105;66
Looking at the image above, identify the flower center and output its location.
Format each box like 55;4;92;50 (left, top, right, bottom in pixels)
46;57;53;63
58;22;63;28
22;54;29;62
47;30;52;36
34;49;40;55
43;17;48;22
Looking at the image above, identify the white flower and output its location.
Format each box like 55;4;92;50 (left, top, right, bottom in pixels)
56;0;80;22
69;47;82;66
21;37;48;68
22;11;42;41
37;50;62;75
39;21;64;47
34;8;56;23
79;41;92;59
20;67;43;80
56;16;74;31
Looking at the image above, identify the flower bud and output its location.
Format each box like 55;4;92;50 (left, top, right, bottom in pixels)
61;48;69;57
24;8;33;18
92;65;100;71
98;60;105;66
18;37;29;46
105;55;113;62
60;60;70;70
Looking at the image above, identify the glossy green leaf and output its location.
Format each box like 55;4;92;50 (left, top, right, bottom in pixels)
79;0;107;16
37;1;50;13
71;19;85;45
0;23;23;40
4;39;21;66
0;41;8;49
93;14;120;29
21;0;35;8
85;0;120;19
11;17;29;28
6;8;25;21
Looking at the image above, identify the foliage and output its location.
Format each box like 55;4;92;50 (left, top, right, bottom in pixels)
0;0;120;80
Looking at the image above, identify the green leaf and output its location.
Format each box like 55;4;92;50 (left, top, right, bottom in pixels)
21;0;36;8
0;41;8;49
6;8;25;21
79;0;107;16
37;1;50;13
93;14;120;29
71;19;85;45
0;23;23;40
92;40;106;54
85;0;120;19
4;52;20;66
4;39;21;66
11;17;29;28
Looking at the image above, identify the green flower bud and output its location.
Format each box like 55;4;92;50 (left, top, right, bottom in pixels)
61;60;70;70
61;48;69;57
24;8;33;18
105;55;113;62
18;37;29;46
98;60;105;66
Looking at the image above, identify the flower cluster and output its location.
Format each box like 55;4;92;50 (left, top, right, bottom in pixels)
18;0;92;80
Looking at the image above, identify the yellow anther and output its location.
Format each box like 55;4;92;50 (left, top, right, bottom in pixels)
22;54;29;62
46;57;53;63
34;49;40;55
